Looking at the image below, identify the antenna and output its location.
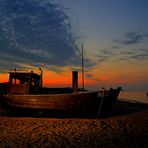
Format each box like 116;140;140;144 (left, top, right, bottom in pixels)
39;68;43;88
81;43;84;90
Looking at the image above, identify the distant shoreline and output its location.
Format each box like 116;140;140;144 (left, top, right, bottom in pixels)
118;97;148;105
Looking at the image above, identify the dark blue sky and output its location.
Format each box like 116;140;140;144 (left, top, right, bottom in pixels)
0;0;82;72
0;0;148;90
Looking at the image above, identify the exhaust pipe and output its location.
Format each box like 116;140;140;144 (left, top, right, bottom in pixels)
72;71;78;93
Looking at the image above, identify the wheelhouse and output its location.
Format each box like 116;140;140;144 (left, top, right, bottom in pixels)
8;70;42;95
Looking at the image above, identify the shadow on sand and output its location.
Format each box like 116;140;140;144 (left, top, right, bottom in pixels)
109;99;148;117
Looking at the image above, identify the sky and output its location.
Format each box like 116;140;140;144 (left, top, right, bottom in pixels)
0;0;148;90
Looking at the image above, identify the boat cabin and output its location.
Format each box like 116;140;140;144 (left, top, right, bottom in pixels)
8;70;42;95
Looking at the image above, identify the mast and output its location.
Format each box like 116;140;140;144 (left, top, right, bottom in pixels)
81;43;84;90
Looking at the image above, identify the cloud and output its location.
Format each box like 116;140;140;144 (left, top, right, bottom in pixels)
85;73;99;81
116;48;148;62
114;31;148;45
94;48;112;64
129;49;148;60
0;0;87;72
95;40;148;64
111;31;148;62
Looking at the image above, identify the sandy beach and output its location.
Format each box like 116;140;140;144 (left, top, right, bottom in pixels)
0;99;148;147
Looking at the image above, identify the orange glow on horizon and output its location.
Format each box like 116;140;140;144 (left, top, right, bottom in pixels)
43;69;97;88
0;73;9;83
0;61;147;90
83;61;148;88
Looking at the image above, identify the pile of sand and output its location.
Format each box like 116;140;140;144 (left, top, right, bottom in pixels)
0;100;148;147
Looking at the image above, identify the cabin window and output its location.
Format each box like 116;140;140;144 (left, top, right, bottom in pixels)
16;79;20;84
11;78;28;85
12;78;20;85
31;82;35;87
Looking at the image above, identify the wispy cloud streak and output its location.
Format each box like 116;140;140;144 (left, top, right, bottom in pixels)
114;31;148;45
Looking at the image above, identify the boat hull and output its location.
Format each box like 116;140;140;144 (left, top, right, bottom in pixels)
1;87;121;117
3;92;97;109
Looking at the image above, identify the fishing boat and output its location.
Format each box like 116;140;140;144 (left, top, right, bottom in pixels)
1;69;121;117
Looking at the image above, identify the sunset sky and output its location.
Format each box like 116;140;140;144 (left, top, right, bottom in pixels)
0;0;148;90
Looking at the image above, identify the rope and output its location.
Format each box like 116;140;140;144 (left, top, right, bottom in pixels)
96;89;105;119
